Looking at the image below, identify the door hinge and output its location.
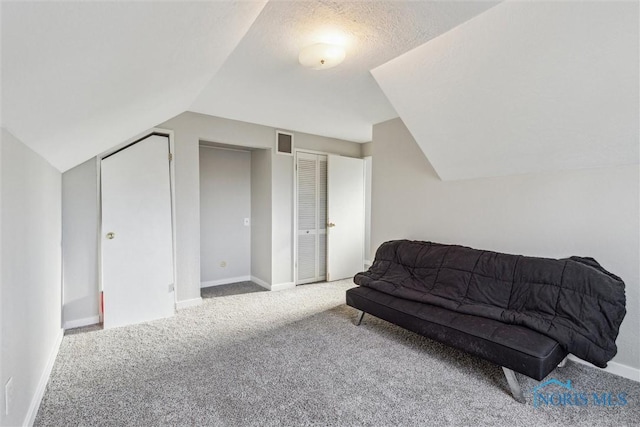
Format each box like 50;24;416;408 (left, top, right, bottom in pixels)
168;153;173;162
168;283;175;292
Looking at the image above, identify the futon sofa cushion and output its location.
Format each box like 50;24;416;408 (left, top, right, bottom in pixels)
354;240;626;368
346;286;567;380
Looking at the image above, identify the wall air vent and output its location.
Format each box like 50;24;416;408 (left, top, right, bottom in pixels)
276;131;294;156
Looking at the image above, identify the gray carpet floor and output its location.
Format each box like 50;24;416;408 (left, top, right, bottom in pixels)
201;281;267;299
36;280;640;426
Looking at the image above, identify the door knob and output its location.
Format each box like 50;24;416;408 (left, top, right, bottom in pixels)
327;222;336;228
106;232;115;240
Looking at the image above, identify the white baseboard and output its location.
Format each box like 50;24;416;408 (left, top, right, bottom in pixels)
201;276;251;288
25;328;64;426
175;297;203;310
271;282;295;291
568;355;640;382
248;277;295;292
63;315;100;330
251;276;271;290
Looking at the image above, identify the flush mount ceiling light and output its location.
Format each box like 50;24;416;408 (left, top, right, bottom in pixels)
298;43;346;70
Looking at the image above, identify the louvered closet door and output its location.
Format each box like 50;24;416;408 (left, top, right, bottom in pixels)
296;152;327;284
318;157;327;278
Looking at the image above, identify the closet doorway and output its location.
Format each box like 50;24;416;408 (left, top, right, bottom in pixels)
198;142;272;291
101;133;175;329
199;143;252;288
295;152;365;284
296;152;328;284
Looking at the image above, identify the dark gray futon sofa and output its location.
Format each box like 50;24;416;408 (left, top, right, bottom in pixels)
346;240;626;402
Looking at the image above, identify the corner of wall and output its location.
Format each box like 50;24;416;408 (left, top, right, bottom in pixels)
568;355;640;383
361;141;373;158
250;275;271;290
1;129;63;426
175;297;203;311
24;328;64;426
370;116;640;372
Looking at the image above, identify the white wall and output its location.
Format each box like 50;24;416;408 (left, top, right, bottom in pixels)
271;152;294;287
199;146;251;285
54;112;361;312
372;1;638;181
62;159;99;328
251;149;272;286
371;118;640;373
158;111;361;299
1;128;63;426
364;156;372;265
58;111;361;306
296;132;363;158
0;127;3;426
362;142;373;266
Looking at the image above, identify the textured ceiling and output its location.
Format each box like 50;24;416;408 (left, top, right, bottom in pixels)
372;1;639;180
1;1;267;171
4;1;632;179
189;0;498;143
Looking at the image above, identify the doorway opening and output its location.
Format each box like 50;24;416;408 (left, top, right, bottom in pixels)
198;142;271;294
100;133;175;329
296;152;327;284
295;151;366;285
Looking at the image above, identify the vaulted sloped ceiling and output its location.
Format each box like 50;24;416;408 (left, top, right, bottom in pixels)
189;0;498;143
1;0;497;172
3;1;636;178
372;1;639;180
1;1;267;171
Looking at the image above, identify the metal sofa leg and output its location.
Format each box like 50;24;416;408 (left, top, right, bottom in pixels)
356;311;365;326
558;356;568;368
502;367;525;403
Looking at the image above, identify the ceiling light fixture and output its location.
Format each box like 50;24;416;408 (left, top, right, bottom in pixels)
298;43;345;70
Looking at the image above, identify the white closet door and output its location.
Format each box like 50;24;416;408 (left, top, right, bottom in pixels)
327;155;365;281
101;134;175;329
296;152;327;284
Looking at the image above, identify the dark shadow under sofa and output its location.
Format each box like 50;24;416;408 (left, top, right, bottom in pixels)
346;240;626;402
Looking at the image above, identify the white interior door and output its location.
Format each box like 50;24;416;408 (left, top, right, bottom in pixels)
296;152;327;284
101;134;175;329
327;155;365;281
